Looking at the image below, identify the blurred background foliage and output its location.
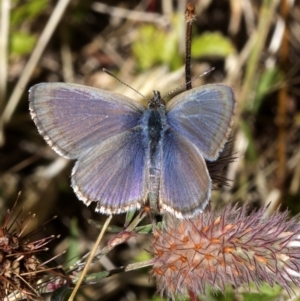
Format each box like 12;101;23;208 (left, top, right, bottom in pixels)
1;0;300;300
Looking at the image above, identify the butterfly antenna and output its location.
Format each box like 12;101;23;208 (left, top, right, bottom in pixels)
103;68;146;99
161;67;215;99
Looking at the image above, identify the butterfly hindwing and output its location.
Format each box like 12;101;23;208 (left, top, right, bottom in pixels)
71;128;147;214
160;129;211;218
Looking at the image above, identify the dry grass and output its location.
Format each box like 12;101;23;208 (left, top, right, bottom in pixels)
1;0;300;300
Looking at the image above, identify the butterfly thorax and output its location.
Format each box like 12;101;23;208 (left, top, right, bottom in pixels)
142;91;168;214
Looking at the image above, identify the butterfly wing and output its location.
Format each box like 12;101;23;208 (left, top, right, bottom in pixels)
160;129;211;218
29;83;144;159
166;84;236;161
71;127;147;214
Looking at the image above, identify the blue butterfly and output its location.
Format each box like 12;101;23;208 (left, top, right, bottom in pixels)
29;82;236;218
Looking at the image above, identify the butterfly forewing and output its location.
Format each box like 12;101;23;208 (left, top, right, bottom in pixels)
71;128;148;214
29;83;144;159
166;84;236;161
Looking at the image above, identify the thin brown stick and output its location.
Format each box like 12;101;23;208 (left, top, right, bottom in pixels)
185;2;196;90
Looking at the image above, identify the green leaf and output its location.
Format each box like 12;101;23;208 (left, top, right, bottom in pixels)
191;32;235;58
87;219;123;233
132;25;167;70
84;271;110;283
135;249;153;262
251;67;283;114
241;120;257;161
243;283;282;301
11;0;48;26
205;286;235;301
125;209;137;225
10;31;36;55
66;218;80;266
135;224;154;234
132;17;183;71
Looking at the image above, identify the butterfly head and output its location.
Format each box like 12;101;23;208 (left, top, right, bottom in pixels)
148;91;165;109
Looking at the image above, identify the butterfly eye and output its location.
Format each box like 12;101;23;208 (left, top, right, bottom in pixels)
148;91;165;109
